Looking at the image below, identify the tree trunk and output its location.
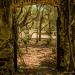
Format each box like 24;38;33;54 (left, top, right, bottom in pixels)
12;8;18;72
39;9;43;41
57;0;71;71
69;0;75;72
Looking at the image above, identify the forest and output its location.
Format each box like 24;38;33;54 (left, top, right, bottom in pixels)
0;0;75;75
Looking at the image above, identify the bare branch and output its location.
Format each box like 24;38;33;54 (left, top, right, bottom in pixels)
16;2;23;19
18;6;32;27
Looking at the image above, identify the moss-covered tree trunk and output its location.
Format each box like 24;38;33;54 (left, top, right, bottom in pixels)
12;5;18;72
0;0;14;74
69;0;75;72
57;0;72;72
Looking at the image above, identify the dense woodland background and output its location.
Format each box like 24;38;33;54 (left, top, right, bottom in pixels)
0;0;75;75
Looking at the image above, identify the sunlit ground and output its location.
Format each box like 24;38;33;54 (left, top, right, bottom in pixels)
17;45;56;69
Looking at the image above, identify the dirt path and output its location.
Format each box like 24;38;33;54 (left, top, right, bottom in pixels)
18;46;56;69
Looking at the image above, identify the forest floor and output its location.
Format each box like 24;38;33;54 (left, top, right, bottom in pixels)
18;46;56;68
17;44;57;75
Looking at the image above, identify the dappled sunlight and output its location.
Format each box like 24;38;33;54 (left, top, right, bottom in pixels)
17;4;57;74
18;47;56;69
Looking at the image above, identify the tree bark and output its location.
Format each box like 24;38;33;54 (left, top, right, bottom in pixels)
57;0;71;71
12;8;18;72
39;10;43;41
